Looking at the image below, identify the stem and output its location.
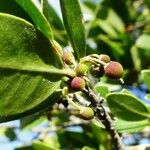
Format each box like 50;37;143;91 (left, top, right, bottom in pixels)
80;56;107;66
96;107;125;150
84;88;125;150
67;97;81;110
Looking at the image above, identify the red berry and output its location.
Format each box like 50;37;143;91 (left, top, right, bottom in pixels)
104;61;123;79
62;51;73;64
99;54;111;63
71;77;85;90
75;63;88;76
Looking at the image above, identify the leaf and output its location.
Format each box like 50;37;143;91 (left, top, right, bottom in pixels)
98;34;124;56
0;13;63;122
20;115;46;131
130;45;141;71
32;141;57;150
0;13;64;73
145;94;150;100
82;146;96;150
141;70;150;90
136;34;150;50
0;128;7;136
15;146;34;150
5;128;17;141
42;136;61;150
94;84;109;98
0;0;32;22
60;0;86;60
106;93;150;121
96;7;125;37
42;0;64;30
115;119;149;133
16;137;60;150
15;0;53;40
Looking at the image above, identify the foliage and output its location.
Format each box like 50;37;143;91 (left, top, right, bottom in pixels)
0;0;150;150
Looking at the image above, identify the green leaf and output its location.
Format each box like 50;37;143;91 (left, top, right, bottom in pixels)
16;137;60;150
106;93;150;121
42;0;64;30
97;35;124;56
15;0;53;40
136;34;150;50
0;0;32;22
5;128;17;141
96;7;125;37
145;94;150;100
115;119;149;133
141;70;150;90
130;45;141;71
60;0;86;60
82;146;96;150
42;136;60;150
20;115;46;131
94;84;109;98
32;141;57;150
0;13;64;73
0;128;7;136
15;146;34;150
0;13;63;122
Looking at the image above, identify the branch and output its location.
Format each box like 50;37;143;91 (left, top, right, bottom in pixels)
84;87;125;150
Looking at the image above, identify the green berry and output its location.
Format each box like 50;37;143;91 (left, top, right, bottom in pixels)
71;77;85;90
62;51;73;64
104;61;123;79
99;54;111;63
80;107;94;120
75;63;88;76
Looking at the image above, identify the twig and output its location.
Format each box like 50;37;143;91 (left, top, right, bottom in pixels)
84;87;125;150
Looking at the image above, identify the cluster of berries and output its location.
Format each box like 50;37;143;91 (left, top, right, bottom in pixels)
62;51;124;120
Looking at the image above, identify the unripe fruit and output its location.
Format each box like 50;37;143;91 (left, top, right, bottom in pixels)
80;107;94;120
71;77;85;90
104;61;123;79
75;63;88;76
99;54;111;63
62;51;73;64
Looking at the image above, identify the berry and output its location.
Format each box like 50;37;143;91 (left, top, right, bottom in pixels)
62;51;73;64
80;107;94;120
75;63;88;76
104;61;123;79
99;54;111;63
71;77;85;90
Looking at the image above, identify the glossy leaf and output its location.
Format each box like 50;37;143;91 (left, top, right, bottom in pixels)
82;146;97;150
0;13;63;122
115;119;149;133
20;115;46;131
60;0;86;60
145;94;150;100
0;0;32;22
32;141;57;150
96;7;125;37
106;93;150;121
94;84;109;98
42;0;64;30
136;34;150;50
5;128;17;141
141;70;150;90
130;45;141;71
15;0;53;40
98;35;124;56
